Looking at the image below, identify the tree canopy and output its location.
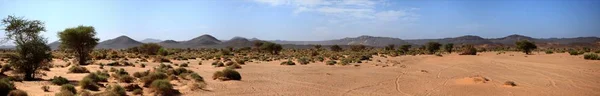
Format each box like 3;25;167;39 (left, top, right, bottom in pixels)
58;26;99;65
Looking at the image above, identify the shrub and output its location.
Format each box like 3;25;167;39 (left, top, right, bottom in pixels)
150;79;173;95
42;85;50;92
132;89;143;95
297;57;310;65
119;74;135;83
54;91;74;96
426;42;442;54
212;61;224;67
584;53;599;60
141;72;168;87
326;60;336;65
459;45;477;55
68;65;89;73
179;63;188;67
77;89;91;96
78;78;98;91
212;68;241;81
545;50;554;54
569;50;584;55
189;73;204;82
0;78;15;95
105;85;126;96
8;90;27;96
504;81;517;86
60;84;77;94
340;58;352;65
140;63;146;68
133;71;149;78
51;76;69;85
228;63;242;69
280;60;295;65
84;73;108;82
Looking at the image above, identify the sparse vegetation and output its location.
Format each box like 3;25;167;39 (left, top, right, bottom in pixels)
584;53;599;60
60;84;77;95
212;68;241;81
150;79;174;95
459;45;477;55
51;76;69;85
516;40;537;54
8;90;27;96
68;65;89;73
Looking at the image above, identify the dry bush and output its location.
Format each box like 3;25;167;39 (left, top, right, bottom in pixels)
212;68;241;81
8;90;27;96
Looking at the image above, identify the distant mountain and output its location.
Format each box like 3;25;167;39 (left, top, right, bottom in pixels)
271;35;412;47
140;38;162;43
405;35;495;45
181;34;221;47
489;34;535;45
218;37;253;48
40;34;596;50
96;35;143;49
49;41;61;50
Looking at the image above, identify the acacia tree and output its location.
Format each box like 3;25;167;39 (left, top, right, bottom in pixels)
2;15;52;80
426;42;442;54
516;40;537;55
443;43;454;53
58;26;99;65
330;45;342;52
399;44;411;53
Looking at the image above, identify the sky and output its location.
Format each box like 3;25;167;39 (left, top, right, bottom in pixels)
0;0;599;44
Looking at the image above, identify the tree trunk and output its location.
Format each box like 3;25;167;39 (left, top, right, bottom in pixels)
24;71;33;81
79;52;86;65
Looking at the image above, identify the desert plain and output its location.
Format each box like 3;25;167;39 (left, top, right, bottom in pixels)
10;52;600;96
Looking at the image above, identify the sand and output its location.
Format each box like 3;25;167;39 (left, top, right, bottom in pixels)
12;52;600;96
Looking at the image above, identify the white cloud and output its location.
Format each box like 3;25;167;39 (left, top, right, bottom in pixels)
253;0;418;22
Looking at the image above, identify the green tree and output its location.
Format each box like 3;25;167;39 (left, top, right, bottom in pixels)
313;44;322;50
2;15;52;80
135;43;162;55
443;43;454;53
384;44;395;51
426;42;442;54
399;45;411;53
330;45;342;52
259;42;282;54
516;40;537;54
58;26;99;65
349;44;366;52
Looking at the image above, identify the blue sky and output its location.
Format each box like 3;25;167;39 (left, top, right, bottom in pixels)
1;0;599;44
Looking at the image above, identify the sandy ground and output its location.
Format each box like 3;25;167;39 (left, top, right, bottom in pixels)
12;52;600;96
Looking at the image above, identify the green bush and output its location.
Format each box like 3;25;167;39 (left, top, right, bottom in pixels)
68;65;89;73
326;60;336;65
141;72;168;87
584;53;599;60
280;60;295;65
118;74;135;83
459;45;477;55
179;63;188;67
0;78;15;95
189;73;204;82
83;73;108;83
105;85;126;96
51;76;69;85
297;57;310;65
569;50;584;55
133;71;149;78
212;68;241;81
150;79;173;95
78;78;98;91
54;91;74;96
8;90;27;96
60;84;76;94
545;50;554;54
